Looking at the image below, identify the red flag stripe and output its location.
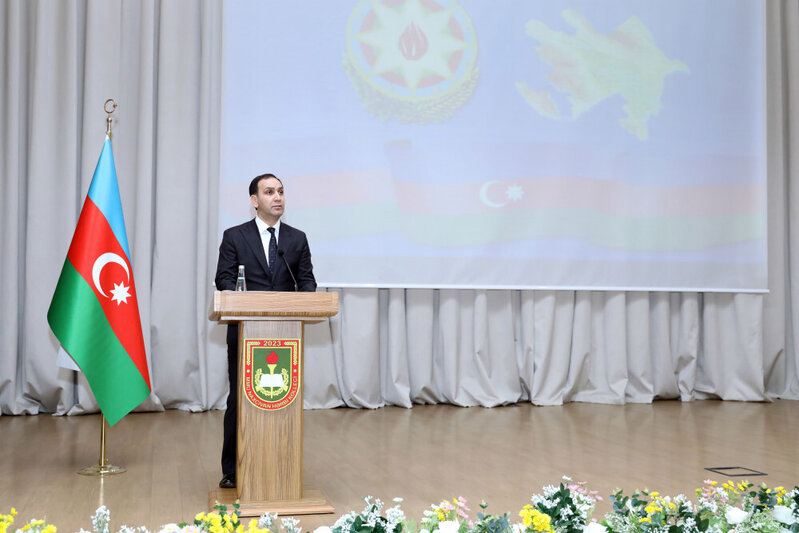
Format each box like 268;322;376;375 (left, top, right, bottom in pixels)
66;198;150;389
392;177;764;216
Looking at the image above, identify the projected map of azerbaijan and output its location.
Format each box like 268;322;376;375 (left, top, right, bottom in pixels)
516;9;689;140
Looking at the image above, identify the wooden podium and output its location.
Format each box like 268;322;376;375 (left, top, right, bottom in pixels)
208;290;339;516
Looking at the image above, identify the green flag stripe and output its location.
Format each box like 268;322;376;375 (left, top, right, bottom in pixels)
47;259;149;426
292;205;764;251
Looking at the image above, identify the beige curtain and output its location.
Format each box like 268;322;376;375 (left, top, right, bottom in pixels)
1;1;796;419
0;0;225;416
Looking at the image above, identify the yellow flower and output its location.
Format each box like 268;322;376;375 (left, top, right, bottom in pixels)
519;507;531;528
639;517;651;524
10;510;17;517
519;506;552;532
650;492;660;498
43;525;57;533
532;512;552;532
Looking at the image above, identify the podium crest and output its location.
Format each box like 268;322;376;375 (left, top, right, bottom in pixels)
242;338;301;410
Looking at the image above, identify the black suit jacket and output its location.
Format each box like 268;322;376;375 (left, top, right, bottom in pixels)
215;218;316;293
215;219;317;346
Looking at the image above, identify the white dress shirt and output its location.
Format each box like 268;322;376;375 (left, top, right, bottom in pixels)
254;217;281;268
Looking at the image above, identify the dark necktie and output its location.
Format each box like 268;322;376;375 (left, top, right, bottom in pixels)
267;227;277;274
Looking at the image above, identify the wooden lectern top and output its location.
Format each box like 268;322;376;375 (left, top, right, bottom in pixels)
209;290;339;323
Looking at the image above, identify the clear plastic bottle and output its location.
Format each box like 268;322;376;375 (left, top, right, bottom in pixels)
235;265;247;291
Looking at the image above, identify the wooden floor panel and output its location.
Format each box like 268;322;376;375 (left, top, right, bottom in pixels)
1;401;797;532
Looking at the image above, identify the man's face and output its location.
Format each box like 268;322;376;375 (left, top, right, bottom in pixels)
251;177;284;222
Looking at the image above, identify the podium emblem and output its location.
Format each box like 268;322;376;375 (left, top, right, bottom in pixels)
242;338;301;410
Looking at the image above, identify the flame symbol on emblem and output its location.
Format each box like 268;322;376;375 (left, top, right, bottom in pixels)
398;22;428;61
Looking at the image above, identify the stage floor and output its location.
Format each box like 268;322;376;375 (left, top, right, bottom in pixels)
1;401;797;532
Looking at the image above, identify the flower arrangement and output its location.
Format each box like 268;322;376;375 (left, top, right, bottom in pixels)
0;509;17;533
4;478;799;533
409;497;472;533
471;503;512;533
523;477;601;533
328;496;404;533
1;507;56;533
602;480;799;533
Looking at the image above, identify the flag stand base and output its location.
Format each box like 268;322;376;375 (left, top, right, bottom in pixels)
78;463;126;476
77;414;127;476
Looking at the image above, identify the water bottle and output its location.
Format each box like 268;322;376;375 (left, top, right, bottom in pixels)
235;265;247;291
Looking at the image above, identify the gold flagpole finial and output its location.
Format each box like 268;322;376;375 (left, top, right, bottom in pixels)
104;99;117;139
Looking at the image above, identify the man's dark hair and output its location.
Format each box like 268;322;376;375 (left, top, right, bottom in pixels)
249;173;283;196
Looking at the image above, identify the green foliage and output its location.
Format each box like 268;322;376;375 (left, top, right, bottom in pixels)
473;502;512;533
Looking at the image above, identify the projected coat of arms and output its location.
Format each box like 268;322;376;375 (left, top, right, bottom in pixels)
242;339;301;411
344;0;479;123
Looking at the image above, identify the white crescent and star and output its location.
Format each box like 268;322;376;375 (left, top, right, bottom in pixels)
480;181;526;208
479;181;506;208
92;252;132;305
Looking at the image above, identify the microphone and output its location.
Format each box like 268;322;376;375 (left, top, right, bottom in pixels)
277;249;298;292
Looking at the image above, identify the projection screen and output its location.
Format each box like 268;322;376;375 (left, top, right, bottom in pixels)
220;0;766;292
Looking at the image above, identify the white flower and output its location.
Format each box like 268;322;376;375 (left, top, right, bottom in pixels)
258;512;279;530
333;512;356;533
584;522;607;533
92;506;111;533
313;527;333;533
157;524;180;533
281;516;302;533
725;506;748;525
773;506;797;525
386;505;406;528
437;520;460;533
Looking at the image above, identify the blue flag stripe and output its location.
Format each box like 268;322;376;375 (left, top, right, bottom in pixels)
86;137;131;258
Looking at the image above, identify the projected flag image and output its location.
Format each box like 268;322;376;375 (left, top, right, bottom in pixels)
221;0;765;291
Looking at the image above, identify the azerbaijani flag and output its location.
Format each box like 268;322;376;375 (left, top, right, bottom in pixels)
47;137;151;426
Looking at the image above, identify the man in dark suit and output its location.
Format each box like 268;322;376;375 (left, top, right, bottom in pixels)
214;173;316;489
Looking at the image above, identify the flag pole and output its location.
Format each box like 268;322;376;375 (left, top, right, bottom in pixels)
78;99;126;477
79;414;126;475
